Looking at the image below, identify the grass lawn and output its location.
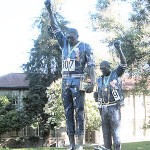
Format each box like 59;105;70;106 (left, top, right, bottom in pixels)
122;141;150;150
0;141;150;150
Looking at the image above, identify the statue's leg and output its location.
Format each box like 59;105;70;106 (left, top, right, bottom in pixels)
110;105;121;150
68;135;75;150
62;82;75;149
71;87;85;150
101;106;112;150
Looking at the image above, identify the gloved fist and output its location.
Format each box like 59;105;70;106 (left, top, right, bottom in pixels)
93;92;98;102
113;40;121;50
44;0;51;10
85;83;94;93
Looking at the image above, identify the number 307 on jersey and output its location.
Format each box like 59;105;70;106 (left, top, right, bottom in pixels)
62;59;75;71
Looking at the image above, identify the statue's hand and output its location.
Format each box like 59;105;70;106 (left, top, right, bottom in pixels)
114;40;121;50
44;0;51;10
85;82;94;93
93;92;98;102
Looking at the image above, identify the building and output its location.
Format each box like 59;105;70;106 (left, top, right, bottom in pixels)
0;73;150;146
0;73;40;139
0;73;29;108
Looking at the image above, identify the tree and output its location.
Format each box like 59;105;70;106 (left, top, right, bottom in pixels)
22;4;70;140
91;0;150;91
44;79;65;130
126;0;150;91
0;96;28;136
85;97;101;131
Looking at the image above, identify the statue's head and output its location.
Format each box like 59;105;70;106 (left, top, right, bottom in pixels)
66;28;79;45
100;61;111;76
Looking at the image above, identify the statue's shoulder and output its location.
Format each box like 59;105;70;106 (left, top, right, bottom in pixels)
97;76;102;82
79;42;91;48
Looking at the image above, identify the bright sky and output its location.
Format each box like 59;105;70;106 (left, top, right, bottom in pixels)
0;0;131;76
0;0;99;76
0;0;44;76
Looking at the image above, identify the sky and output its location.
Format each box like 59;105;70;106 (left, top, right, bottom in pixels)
0;0;44;76
0;0;132;76
0;0;99;76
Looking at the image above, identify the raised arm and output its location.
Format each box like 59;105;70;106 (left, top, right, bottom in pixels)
114;40;127;66
44;0;60;32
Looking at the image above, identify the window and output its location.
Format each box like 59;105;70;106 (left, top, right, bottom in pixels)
34;125;40;136
22;126;28;136
11;91;20;105
10;131;18;137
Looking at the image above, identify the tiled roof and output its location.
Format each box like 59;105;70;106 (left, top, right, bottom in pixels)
0;73;149;90
0;73;29;89
122;76;150;90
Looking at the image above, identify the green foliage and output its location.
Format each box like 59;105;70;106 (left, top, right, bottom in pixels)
22;9;67;134
131;72;150;94
0;96;28;135
130;0;150;25
28;136;40;143
0;96;10;107
118;29;148;67
44;79;65;129
123;0;150;90
91;0;126;36
85;98;101;131
91;0;150;91
0;96;10;115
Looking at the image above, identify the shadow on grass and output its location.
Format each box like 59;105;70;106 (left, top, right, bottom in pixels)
0;141;150;150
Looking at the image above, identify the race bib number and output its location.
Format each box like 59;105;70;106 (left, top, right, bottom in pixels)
62;59;75;71
112;89;120;101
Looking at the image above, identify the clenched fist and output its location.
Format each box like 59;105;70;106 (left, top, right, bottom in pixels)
114;40;121;50
44;0;51;10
